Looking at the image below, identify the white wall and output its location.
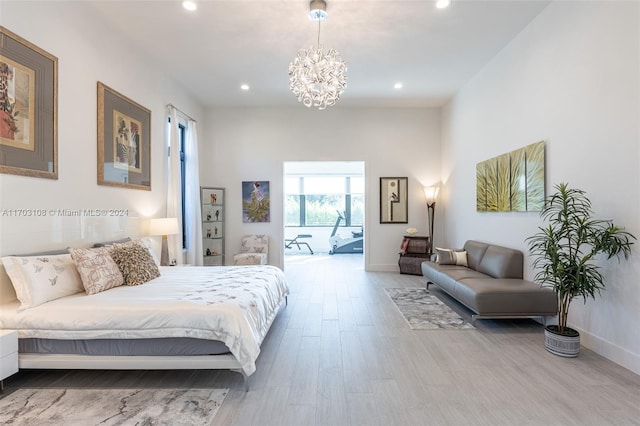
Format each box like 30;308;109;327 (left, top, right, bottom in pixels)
441;1;640;374
0;2;203;257
201;107;441;271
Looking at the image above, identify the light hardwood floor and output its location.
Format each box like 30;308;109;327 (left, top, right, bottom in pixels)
4;254;640;425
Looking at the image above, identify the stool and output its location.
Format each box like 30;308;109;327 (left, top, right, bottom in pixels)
285;234;314;254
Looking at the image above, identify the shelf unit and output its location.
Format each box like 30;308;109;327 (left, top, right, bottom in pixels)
201;187;225;266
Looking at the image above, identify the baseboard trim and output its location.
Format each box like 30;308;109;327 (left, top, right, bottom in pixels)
572;324;640;376
367;264;400;272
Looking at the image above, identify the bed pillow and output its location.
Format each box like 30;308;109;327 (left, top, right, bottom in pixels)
91;237;132;248
70;247;124;295
435;247;468;267
1;254;84;311
137;237;161;267
108;240;160;286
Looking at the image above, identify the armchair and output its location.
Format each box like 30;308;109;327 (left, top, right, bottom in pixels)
233;234;269;265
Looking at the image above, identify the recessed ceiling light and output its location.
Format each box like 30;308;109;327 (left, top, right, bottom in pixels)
182;1;197;11
436;0;451;9
240;84;250;91
394;82;403;89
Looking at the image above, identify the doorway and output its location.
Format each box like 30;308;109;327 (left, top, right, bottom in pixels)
283;161;365;262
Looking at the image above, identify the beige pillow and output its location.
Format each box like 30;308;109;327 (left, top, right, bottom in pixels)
70;247;124;295
108;240;160;286
1;254;84;311
435;247;468;267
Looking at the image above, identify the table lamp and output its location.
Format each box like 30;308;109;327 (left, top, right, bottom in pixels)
149;217;179;266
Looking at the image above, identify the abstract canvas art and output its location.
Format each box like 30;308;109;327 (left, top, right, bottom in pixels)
476;141;545;212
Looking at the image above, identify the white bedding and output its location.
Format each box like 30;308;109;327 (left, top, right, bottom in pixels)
0;265;289;376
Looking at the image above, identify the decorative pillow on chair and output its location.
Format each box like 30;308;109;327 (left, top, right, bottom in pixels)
400;237;410;255
2;254;84;311
108;240;161;286
435;247;468;267
70;247;124;295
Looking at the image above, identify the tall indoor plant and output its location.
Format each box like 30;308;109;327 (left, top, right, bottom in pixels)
527;183;635;357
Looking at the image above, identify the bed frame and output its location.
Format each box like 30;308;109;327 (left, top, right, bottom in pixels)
1;266;287;392
18;353;250;391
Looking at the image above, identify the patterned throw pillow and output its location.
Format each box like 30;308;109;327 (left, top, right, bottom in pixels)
435;247;468;267
108;240;160;286
70;247;124;295
1;254;84;311
400;237;410;255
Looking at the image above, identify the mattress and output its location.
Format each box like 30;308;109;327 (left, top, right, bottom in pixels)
0;265;289;375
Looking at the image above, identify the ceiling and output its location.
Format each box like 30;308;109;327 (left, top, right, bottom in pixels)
88;0;550;109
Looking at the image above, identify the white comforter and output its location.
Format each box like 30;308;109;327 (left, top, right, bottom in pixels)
0;265;289;376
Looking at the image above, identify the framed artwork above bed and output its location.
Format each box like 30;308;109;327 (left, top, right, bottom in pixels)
0;26;58;180
97;82;151;190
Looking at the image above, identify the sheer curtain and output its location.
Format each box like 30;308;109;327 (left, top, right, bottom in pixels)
166;107;183;264
184;119;203;265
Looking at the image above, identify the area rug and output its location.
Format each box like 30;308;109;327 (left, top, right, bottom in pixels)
384;287;475;330
0;387;228;426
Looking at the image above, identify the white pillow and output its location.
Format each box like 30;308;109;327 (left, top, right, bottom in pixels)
435;247;468;267
138;237;161;267
2;254;84;311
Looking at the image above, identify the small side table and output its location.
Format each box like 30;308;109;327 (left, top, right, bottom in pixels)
0;329;18;391
398;235;431;275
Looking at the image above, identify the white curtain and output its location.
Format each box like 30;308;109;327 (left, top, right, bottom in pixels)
184;119;203;265
166;107;183;264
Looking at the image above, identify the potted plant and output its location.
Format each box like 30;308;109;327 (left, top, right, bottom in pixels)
527;183;635;357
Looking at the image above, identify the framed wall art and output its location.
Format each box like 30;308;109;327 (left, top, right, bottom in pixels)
242;180;270;223
380;177;408;223
0;26;58;179
97;82;151;190
476;140;545;212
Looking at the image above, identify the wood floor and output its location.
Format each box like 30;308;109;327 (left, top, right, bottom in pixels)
4;254;640;425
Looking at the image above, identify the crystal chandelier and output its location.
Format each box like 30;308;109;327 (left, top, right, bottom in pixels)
288;0;347;110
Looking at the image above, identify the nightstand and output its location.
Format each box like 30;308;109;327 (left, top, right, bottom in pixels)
0;329;18;390
398;235;431;275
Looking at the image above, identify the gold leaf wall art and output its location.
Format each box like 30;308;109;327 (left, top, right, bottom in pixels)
510;146;527;211
496;153;511;212
485;158;499;212
476;162;487;211
476;141;545;212
525;141;545;211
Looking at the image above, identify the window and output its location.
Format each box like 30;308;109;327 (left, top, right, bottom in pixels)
285;176;363;227
168;117;187;249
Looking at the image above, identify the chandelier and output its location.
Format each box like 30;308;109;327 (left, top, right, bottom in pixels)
288;0;347;110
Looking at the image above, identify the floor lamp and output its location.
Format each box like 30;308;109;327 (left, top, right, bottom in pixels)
423;186;439;253
149;218;179;266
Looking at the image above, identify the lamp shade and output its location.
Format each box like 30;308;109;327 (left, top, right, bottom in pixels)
149;218;179;236
423;186;440;205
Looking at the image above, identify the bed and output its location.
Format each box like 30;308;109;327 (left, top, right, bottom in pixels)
0;259;289;390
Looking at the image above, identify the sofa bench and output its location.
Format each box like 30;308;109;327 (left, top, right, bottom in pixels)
421;240;557;323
